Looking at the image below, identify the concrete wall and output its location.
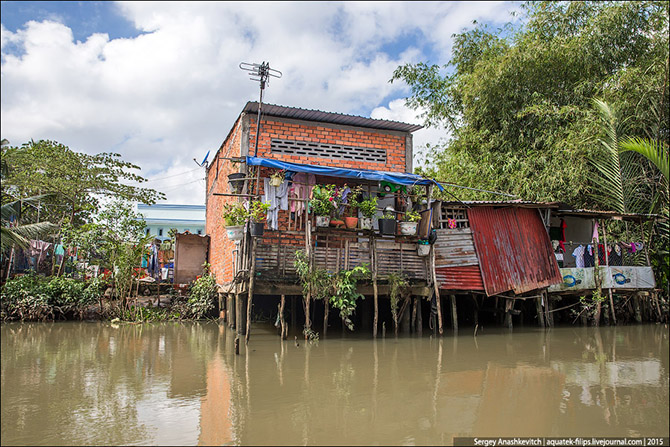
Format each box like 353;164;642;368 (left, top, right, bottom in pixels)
174;233;210;284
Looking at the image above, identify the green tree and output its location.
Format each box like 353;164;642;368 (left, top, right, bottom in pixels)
3;139;164;227
392;1;669;208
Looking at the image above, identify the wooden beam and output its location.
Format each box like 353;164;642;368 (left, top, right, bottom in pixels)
245;237;257;345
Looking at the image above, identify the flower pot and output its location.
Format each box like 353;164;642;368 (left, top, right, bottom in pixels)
399;221;418;236
315;215;330;227
269;176;283;187
359;217;373;230
225;225;244;241
417;243;430;257
228;173;246;194
378;218;397;235
330;219;345;228
249;222;265;237
344;216;358;229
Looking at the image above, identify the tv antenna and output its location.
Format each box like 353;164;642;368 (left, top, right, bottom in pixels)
239;61;282;157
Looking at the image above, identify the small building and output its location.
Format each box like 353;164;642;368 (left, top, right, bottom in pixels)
137;204;206;241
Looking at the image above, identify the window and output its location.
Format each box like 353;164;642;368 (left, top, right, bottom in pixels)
440;207;469;229
158;228;163;236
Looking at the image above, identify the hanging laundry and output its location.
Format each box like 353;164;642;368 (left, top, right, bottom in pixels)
584;244;595;267
572;245;585;268
598;243;607;265
609;244;623;266
264;177;291;231
290;173;316;217
558;219;567;252
634;242;644;252
592;221;600;243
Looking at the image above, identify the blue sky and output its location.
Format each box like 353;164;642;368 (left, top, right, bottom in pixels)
1;1;523;204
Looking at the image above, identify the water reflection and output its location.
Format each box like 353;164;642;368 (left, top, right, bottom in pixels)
1;323;667;445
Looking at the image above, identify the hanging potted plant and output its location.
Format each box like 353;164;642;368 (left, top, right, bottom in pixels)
417;239;430;257
249;201;271;237
310;184;337;227
269;169;286;187
222;202;247;241
378;211;397;235
357;196;377;230
399;211;421;236
228;162;246;194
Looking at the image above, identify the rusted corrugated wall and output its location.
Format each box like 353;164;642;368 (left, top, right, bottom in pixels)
436;265;485;291
468;207;561;296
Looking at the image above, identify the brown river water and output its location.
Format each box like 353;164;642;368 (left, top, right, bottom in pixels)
1;322;668;446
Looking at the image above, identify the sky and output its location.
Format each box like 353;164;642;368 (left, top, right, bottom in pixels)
1;1;523;205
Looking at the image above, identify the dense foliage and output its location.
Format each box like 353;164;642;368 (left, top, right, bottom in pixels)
392;1;669;208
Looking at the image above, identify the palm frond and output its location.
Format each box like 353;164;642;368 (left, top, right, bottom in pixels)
620;137;669;182
1;222;58;250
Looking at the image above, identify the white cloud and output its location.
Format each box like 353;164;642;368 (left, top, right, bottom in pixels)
1;1;520;204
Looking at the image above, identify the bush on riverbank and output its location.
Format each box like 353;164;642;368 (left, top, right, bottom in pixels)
1;272;218;322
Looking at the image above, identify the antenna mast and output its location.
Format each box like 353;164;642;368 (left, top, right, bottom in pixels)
239;61;282;157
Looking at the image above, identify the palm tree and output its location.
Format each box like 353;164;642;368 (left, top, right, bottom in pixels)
1;198;58;250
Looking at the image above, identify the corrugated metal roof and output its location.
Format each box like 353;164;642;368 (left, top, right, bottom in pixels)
436;266;485;291
441;200;560;209
468;207;562;296
554;209;660;222
243;101;424;133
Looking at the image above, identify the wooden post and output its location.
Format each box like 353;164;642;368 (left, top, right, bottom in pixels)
280;294;287;339
237;294;247;335
218;292;224;320
228;294;236;328
291;295;297;330
245;237;257;344
450;294;458;332
536;295;546;328
602;225;616;325
633;292;642;323
304;219;312;339
323;299;329;338
430;246;444;335
371;236;379;338
504;299;513;329
417;296;423;336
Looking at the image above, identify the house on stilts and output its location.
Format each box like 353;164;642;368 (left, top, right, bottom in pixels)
205;102;661;343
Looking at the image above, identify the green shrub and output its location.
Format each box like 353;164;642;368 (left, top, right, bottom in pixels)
1;274;52;321
187;264;217;319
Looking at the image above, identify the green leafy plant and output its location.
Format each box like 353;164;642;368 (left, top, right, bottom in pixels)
330;264;370;330
357;196;378;219
249;201;270;223
387;272;410;335
222;202;247;226
380;212;396;220
187;263;217;319
309;184;339;216
404;211;421;222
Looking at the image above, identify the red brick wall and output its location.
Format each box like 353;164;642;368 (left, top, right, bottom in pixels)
206;113;410;285
250;116;407;172
206;117;243;284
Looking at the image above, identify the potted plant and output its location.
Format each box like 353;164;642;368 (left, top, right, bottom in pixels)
342;185;363;229
399;211;421;236
378;211;397;235
269;169;286;187
417;239;430;257
310;184;337;227
357;196;377;230
249;201;270;237
222;202;246;241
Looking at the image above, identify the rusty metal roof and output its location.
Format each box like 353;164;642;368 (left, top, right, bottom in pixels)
554;208;660;222
243;101;424;133
441;200;561;209
468;207;562;296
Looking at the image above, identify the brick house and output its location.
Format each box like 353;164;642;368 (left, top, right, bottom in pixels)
206;102;425;283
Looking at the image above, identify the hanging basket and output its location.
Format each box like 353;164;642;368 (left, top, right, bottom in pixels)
227;173;246;194
417;242;430;257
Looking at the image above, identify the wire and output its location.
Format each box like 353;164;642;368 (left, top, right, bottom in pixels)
142;167;202;183
160;178;205;194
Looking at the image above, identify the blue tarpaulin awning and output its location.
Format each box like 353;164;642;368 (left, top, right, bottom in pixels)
246;156;443;191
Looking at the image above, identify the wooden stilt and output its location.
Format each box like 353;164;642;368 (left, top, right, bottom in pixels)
536;295;545;328
450;294;458;332
411;297;417;334
430;246;443;335
323;299;329;338
304;220;312;339
291;295;297;329
280;294;287;340
504;299;513;329
472;295;480;329
633;293;642;323
417;297;423;336
245;237;257;345
237;294;247;336
371;237;379;338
